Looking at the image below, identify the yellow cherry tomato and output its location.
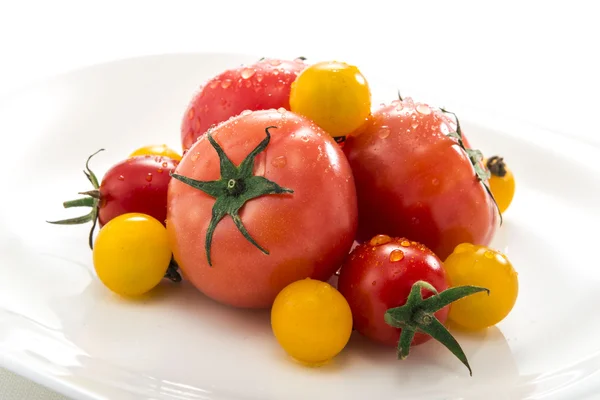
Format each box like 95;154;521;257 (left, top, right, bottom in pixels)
444;244;518;331
289;61;371;138
129;144;182;161
271;278;353;366
486;156;515;213
93;213;171;296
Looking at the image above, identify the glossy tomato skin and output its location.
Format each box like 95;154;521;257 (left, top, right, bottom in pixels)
337;236;449;347
168;109;358;309
344;98;499;260
181;58;307;150
98;155;179;227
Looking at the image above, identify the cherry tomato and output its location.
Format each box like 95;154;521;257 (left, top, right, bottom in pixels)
129;144;182;161
271;278;353;365
486;156;515;214
181;57;307;150
444;243;518;330
93;213;172;296
49;151;179;248
167;109;358;308
337;235;449;347
290;61;371;138
344;98;499;260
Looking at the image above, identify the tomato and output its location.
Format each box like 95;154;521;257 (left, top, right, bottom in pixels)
93;213;172;296
343;98;499;260
181;57;307;150
271;278;353;365
129;144;182;161
444;243;518;330
486;156;515;214
167;109;358;309
337;235;487;374
48;151;179;249
289;61;371;139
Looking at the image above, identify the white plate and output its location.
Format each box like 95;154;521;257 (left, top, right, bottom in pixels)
1;53;599;400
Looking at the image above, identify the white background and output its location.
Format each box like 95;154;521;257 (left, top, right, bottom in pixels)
0;0;598;398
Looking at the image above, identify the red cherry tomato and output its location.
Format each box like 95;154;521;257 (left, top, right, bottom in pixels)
344;98;499;260
181;57;307;151
168;109;358;309
337;235;449;347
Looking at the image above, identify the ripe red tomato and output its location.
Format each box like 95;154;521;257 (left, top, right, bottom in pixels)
168;109;358;309
337;235;449;347
181;57;307;151
48;152;178;249
344;98;499;260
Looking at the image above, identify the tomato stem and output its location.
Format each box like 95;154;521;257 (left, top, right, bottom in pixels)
170;126;294;267
486;156;507;178
384;280;489;376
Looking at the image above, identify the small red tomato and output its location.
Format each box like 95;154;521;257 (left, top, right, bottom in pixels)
344;98;499;260
337;235;448;347
48;150;178;248
181;57;307;150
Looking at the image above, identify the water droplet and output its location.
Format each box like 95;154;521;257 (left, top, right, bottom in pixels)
370;234;392;246
378;126;391;139
273;70;279;76
454;243;474;253
372;281;377;286
271;155;287;168
484;250;496;259
411;121;419;129
389;249;405;262
432;178;439;186
118;175;125;181
191;153;199;161
255;73;264;82
416;104;431;115
162;161;168;168
157;168;163;173
277;107;287;114
301;136;309;142
146;173;153;182
241;68;255;79
244;80;252;88
396;102;404;111
269;59;281;66
241;109;252;116
187;108;195;120
209;80;219;89
221;79;232;89
400;240;411;247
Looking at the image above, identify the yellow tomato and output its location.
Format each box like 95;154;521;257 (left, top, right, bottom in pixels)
93;213;171;296
271;278;353;366
289;61;371;137
129;144;182;161
486;156;515;213
444;244;518;330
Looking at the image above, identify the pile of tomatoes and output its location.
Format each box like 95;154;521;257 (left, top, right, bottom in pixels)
50;57;519;375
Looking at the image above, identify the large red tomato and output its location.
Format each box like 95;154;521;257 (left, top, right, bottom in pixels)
167;109;358;308
181;58;307;150
344;98;499;260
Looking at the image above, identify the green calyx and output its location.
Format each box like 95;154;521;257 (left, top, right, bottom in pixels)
170;126;294;267
440;108;503;225
384;280;489;376
47;149;104;250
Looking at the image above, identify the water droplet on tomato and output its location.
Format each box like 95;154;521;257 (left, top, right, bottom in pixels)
301;136;309;142
255;73;264;82
191;153;199;161
484;250;496;259
455;243;474;253
432;178;439;186
209;80;219;89
370;234;391;246
378;126;391;139
273;70;280;76
146;173;153;182
416;104;431;115
241;109;252;116
241;68;255;79
396;102;404;111
277;107;287;114
411;121;419;129
221;79;232;89
389;249;405;262
372;281;377;286
400;240;411;247
244;80;252;88
187;108;195;120
269;59;281;66
118;175;125;181
157;168;163;173
271;155;287;168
